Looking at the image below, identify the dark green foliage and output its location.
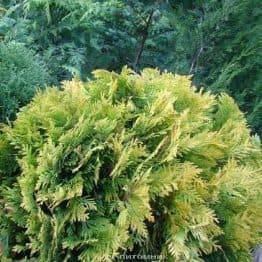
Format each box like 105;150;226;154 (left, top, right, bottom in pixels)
0;42;50;122
171;0;262;136
0;69;261;261
0;1;175;80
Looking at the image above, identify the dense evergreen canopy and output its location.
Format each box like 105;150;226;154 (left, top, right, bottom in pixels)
0;69;261;261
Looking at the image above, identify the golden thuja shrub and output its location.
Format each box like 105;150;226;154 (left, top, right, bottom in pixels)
0;68;261;261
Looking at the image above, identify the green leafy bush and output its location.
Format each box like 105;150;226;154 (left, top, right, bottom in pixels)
0;68;261;261
0;42;50;122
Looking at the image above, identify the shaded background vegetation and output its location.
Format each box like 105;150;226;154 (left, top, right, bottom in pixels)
0;0;261;135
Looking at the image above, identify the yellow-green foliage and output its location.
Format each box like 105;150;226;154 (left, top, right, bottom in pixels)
0;68;261;261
